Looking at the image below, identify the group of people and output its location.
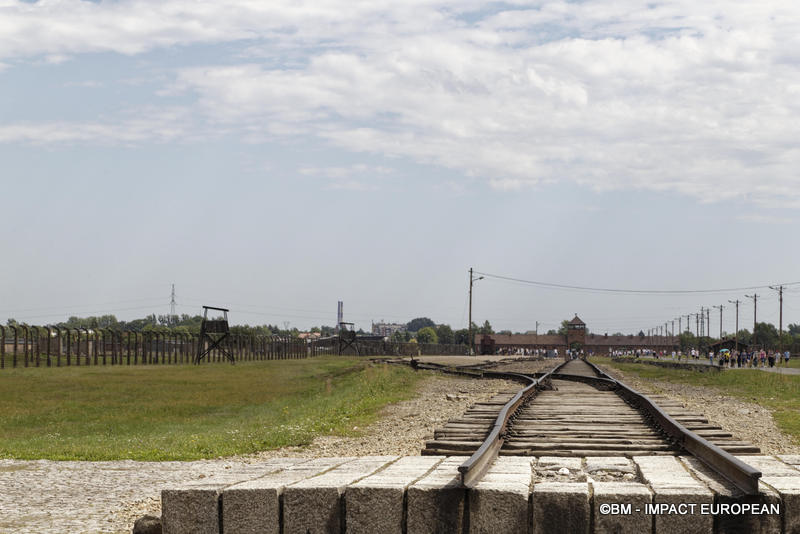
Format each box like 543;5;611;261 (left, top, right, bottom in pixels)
633;347;792;369
709;349;791;368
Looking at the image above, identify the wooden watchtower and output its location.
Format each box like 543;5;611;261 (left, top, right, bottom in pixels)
195;306;234;364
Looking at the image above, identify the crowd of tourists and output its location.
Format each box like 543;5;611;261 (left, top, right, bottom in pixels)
634;348;792;368
707;348;791;368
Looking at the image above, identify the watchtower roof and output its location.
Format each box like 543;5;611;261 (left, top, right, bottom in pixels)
568;315;586;326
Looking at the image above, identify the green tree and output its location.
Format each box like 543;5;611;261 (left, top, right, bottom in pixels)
753;322;779;349
678;332;696;352
453;328;470;345
390;330;407;343
435;324;454;344
479;320;494;335
557;320;569;336
407;317;436;332
735;329;752;346
416;326;438;344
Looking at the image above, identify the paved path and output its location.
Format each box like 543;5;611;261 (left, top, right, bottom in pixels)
0;458;258;534
626;355;800;374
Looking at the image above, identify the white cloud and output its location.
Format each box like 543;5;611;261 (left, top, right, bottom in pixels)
2;1;800;206
0;108;194;144
298;163;393;191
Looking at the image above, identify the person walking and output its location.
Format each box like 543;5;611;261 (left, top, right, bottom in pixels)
785;350;791;367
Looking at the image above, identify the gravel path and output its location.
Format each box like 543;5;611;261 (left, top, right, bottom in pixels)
598;363;800;455
0;372;515;534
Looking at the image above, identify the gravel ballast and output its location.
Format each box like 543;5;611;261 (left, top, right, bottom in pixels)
598;363;800;455
0;371;515;534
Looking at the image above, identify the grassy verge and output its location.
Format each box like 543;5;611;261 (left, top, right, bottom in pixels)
0;357;423;461
593;356;800;445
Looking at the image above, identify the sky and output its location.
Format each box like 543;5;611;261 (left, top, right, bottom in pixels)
1;0;798;336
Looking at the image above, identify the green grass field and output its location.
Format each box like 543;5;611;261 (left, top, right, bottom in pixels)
0;357;423;461
594;356;800;445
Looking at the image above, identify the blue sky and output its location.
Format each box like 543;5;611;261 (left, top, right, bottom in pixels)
1;0;798;335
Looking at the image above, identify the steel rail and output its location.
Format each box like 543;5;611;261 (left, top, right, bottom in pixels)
400;357;761;493
583;360;762;495
457;361;566;487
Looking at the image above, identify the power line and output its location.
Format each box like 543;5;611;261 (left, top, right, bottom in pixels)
473;271;800;295
0;296;165;315
9;304;166;322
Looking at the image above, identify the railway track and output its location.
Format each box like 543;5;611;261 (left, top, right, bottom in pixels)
411;357;762;494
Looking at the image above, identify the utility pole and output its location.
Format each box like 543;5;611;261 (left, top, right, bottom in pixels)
770;285;785;352
713;305;723;339
728;299;740;352
745;294;758;348
695;313;699;338
685;314;690;334
707;308;711;339
170;284;177;318
700;307;705;337
468;268;484;356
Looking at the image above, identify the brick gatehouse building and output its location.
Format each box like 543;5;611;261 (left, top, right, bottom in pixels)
475;315;678;356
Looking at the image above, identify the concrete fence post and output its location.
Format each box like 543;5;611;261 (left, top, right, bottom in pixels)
31;326;41;367
21;325;29;367
45;326;52;367
54;326;62;366
0;325;5;369
80;327;90;365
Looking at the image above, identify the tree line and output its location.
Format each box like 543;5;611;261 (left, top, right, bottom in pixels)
7;313;797;351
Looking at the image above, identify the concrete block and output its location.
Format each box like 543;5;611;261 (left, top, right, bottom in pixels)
739;455;800;477
163;483;225;534
407;456;469;534
634;456;713;534
679;456;781;534
469;457;532;534
592;482;652;534
531;482;589;534
779;455;800;467
345;456;443;534
163;462;293;534
739;456;800;534
283;456;397;534
222;458;350;534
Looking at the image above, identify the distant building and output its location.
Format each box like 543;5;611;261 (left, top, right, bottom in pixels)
298;332;322;340
475;314;679;356
371;321;406;337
